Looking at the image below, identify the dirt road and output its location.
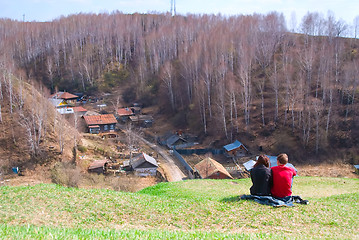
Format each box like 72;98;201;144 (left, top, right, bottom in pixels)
137;136;187;182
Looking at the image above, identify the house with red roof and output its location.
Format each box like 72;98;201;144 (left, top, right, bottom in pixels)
72;106;87;116
116;107;134;122
83;114;117;134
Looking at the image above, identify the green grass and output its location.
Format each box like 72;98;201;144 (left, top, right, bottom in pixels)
0;177;358;239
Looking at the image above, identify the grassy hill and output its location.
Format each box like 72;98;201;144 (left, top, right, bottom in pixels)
0;177;358;239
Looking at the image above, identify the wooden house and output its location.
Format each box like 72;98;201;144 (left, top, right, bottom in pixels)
165;134;188;149
48;98;74;114
223;140;248;157
130;153;158;177
194;157;233;179
116;107;134;122
83;114;117;134
129;115;153;127
50;91;79;104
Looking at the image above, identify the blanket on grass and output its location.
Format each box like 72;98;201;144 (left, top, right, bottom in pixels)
240;195;308;207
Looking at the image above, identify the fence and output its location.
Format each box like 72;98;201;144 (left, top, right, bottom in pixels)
174;148;224;155
172;149;194;179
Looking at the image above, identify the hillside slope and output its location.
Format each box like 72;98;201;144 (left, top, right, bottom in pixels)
0;70;78;178
0;178;358;239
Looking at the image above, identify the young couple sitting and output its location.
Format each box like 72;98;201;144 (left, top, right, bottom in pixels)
243;153;307;206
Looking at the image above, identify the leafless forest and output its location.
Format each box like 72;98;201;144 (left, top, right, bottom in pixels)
1;11;359;162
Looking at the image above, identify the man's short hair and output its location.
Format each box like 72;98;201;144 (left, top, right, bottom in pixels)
277;153;288;165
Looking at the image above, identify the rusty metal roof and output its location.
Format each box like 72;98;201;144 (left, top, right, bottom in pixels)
88;159;108;170
72;106;87;112
83;114;117;125
51;91;78;100
194;157;233;179
117;107;134;116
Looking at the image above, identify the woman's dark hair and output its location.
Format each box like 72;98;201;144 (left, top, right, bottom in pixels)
253;155;270;168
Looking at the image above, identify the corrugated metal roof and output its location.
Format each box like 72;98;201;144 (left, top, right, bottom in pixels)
223;140;248;151
194;157;233;179
50;91;78;100
60;92;78;99
72;106;87;112
83;114;117;125
117;107;133;116
131;153;158;169
88;160;108;170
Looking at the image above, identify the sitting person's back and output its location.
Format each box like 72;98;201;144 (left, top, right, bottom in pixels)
271;153;297;198
250;155;272;196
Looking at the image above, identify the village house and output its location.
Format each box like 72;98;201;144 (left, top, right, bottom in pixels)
129;115;154;128
194;157;233;179
50;91;79;103
165;134;188;149
72;106;88;117
48;98;74;114
223;140;248;157
83;114;117;134
48;91;80;115
116;107;134;122
125;152;158;177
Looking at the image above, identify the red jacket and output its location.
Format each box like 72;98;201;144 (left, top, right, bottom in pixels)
271;165;297;198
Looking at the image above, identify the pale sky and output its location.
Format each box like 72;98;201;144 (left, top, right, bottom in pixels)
1;0;358;28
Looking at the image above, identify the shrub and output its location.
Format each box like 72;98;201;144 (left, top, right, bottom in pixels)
51;162;81;188
77;145;87;153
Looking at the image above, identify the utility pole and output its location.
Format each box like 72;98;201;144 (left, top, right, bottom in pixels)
23;14;25;22
170;0;176;16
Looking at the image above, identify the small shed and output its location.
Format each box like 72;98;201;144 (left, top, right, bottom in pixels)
194;157;233;179
130;153;158;176
223;140;248;157
88;160;108;174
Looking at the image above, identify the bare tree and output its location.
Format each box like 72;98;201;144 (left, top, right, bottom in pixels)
161;61;176;112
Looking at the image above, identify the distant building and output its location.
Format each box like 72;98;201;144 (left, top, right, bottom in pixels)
50;91;78;104
49;91;80;115
194;157;233;179
83;114;117;134
72;106;88;116
88;160;109;174
223;140;248;157
116;107;134;122
130;152;158;177
129;115;153;128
